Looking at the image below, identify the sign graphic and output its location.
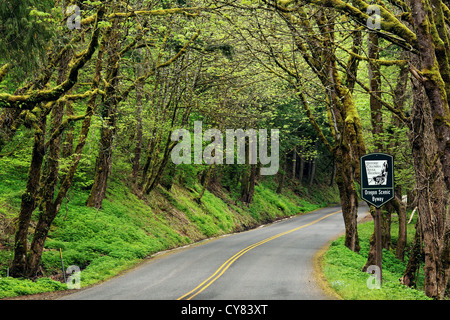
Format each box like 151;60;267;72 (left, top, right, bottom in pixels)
361;153;394;208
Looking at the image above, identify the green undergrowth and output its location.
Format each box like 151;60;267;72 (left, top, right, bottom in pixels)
0;163;339;298
322;215;431;300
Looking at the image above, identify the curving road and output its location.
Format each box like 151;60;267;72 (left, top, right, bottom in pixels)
62;204;369;300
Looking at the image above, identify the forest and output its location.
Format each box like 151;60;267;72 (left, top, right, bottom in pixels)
0;0;449;300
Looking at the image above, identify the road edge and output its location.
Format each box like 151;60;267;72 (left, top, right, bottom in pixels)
312;237;343;300
313;207;372;300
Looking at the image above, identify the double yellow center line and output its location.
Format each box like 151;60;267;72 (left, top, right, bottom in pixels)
177;209;342;300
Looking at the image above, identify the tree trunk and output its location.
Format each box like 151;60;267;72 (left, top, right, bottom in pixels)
10;116;46;277
247;164;257;204
281;6;366;253
335;148;360;253
131;54;144;184
308;155;316;189
401;220;423;288
329;45;365;254
409;73;447;299
62;102;74;159
86;23;121;209
240;166;250;203
392;194;407;261
27;103;65;277
13;46;72;277
196;166;212;203
26;42;104;277
27;203;58;277
277;154;287;194
291;148;296;179
143;128;178;195
382;209;391;250
329;157;336;186
407;0;450;191
298;155;304;183
86;90;117;208
391;62;409;262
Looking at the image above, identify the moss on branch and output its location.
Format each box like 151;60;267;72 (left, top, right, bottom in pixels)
81;7;201;26
305;0;417;49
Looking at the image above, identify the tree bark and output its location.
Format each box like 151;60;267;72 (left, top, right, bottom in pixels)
10;116;46;277
298;155;304;183
240;165;250;203
277;154;287;194
409;74;447;299
335;147;360;253
329;157;336;186
28;106;65;275
308;157;316;189
391;61;409;262
407;0;450;192
86;22;121;209
26;40;105;277
62;102;74;159
392;194;407;261
382;209;391;250
247;164;257;204
291;148;296;179
401;219;423;288
28;88;66;277
196;166;212;203
131;52;144;184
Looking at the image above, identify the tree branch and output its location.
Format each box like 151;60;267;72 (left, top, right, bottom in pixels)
81;7;202;26
0;7;104;110
119;30;201;103
304;0;418;51
297;89;335;153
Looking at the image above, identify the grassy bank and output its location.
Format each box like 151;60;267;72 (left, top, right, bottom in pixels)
321;214;431;300
0;159;339;298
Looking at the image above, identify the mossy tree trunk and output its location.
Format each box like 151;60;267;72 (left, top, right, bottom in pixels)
27;49;72;276
334;145;360;252
86;20;121;209
10;116;46;277
9;8;105;278
406;0;450;299
401;219;424;288
409;73;447;299
131;59;144;184
26;31;106;277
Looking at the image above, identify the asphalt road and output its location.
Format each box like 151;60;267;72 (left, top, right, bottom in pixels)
62;204;369;300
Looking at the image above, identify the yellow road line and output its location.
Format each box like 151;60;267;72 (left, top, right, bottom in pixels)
177;209;342;300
